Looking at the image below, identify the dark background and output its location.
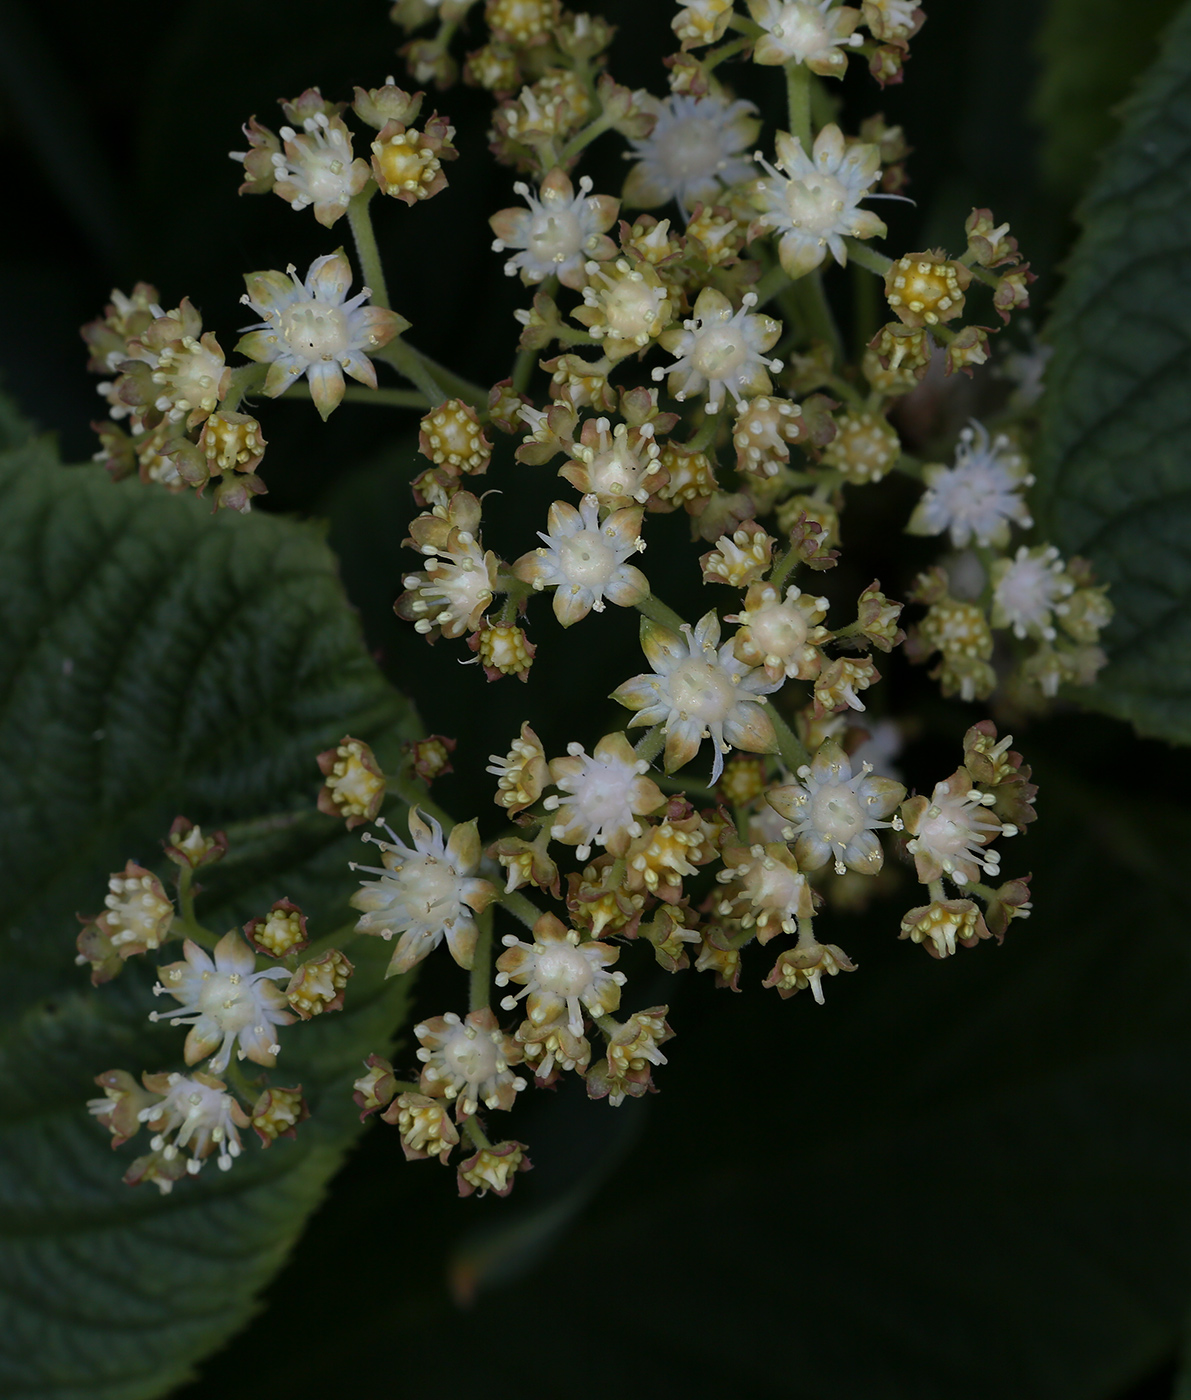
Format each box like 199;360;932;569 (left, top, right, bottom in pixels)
4;1;1191;1395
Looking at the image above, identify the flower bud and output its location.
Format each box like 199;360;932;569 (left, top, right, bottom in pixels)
250;1086;309;1146
286;950;354;1019
244;898;309;958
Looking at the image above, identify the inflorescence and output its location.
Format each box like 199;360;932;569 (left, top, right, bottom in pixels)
79;0;1108;1200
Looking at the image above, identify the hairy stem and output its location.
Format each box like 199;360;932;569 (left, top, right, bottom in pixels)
769;702;810;772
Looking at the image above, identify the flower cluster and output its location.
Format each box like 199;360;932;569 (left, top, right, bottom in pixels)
80;807;353;1188
77;0;1108;1203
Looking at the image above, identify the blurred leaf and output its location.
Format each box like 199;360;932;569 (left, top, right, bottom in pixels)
1035;2;1191;744
0;442;419;1400
1033;0;1182;206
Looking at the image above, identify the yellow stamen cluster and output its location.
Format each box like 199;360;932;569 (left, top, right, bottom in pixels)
286;950;353;1018
821;410;900;485
479;624;534;678
419;399;492;474
885;251;970;328
486;0;555;44
250;1087;306;1145
199;412;266;474
251;906;306;957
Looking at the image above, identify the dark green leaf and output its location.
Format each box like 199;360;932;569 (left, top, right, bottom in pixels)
1033;0;1183;206
0;446;419;1399
1036;1;1191;744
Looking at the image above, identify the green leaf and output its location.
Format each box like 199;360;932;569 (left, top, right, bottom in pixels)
1033;0;1183;207
1035;1;1191;744
0;445;419;1400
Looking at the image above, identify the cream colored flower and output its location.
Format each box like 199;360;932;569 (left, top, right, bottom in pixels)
349;809;496;974
752;124;885;279
612;610;780;782
513;494;648;626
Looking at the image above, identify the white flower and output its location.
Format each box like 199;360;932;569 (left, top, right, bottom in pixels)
902;769;1012;886
561;418;665;506
139;1071;249;1175
100;862;174;953
490;169;619;289
544;731;665;859
270;113;370;227
151;932;293;1074
401;532;497;637
747;0;863;73
766;739;905;874
236;251;406;418
752;124;885;279
349;809;496;975
623;92;760;212
652;287;782;414
414;1009;526;1119
496;913;625;1038
612;610;780;782
513;494;649;626
907;421;1035;549
991;545;1074;641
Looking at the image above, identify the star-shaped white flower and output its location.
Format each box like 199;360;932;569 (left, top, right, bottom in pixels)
490;168;619;289
624;92;760;213
152;932;293;1074
237;251;406;418
652;287;782;414
752;124;885;280
513;494;649;626
907;420;1035;549
350;809;496;975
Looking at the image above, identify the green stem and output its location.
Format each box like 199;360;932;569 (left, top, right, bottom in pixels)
769;703;810;773
341;386;432;410
928;879;946;903
175;866;218;947
561;111;615;163
511;343;537;397
498;888;544;930
753;262;790;309
463;1117;493;1151
634;722;667;766
785;63;813;149
374;341;488;409
769;541;801;592
347;185;390;309
686;410;722;453
391;774;456;832
701;34;752;71
844;238;893;277
221;363;268;414
789;271;842;362
374;338;449;405
469;907;493;1011
727;13;764;39
635;593;687;634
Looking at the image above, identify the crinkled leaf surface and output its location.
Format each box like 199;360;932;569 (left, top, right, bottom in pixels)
1036;1;1191;744
0;435;418;1400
